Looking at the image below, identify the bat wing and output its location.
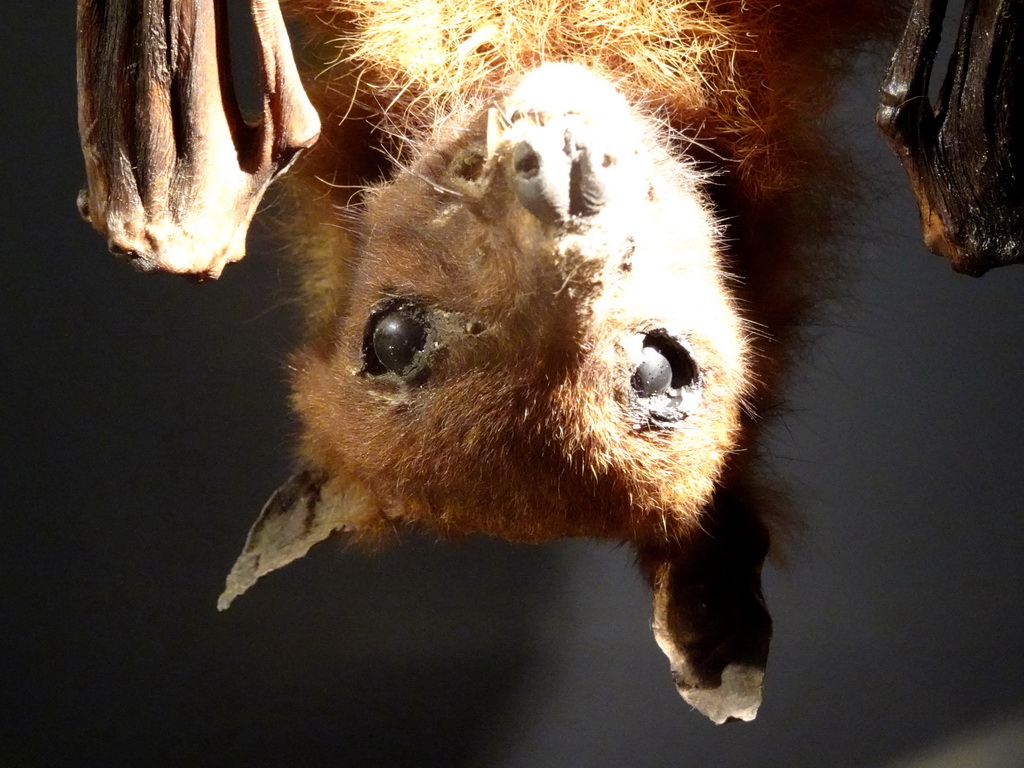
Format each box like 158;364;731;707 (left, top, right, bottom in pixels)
877;0;1024;275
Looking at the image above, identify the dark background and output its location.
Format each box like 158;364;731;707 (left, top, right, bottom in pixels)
2;3;1023;767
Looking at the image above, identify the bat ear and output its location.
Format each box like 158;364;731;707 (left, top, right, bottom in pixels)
218;468;372;611
641;493;773;724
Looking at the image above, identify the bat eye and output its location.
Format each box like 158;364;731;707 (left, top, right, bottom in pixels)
363;303;432;378
633;345;674;396
630;331;701;426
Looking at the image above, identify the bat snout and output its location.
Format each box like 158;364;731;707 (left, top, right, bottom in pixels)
511;127;612;224
486;62;643;226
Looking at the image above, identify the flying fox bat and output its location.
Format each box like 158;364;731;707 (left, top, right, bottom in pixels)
77;0;906;723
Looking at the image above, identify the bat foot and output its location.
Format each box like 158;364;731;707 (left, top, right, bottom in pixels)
641;495;772;723
677;664;764;724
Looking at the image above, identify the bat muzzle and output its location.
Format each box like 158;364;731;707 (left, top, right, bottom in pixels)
510;123;612;224
486;63;646;228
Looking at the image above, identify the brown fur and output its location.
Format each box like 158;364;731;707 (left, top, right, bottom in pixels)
217;0;907;719
277;0;899;548
289;65;744;543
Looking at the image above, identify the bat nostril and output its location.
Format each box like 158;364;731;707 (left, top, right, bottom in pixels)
512;139;569;224
511;134;609;223
512;141;541;178
568;145;607;217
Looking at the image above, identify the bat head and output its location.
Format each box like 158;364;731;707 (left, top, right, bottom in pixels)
292;64;751;542
222;62;770;726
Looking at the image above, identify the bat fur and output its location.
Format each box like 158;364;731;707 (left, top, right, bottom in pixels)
221;0;905;723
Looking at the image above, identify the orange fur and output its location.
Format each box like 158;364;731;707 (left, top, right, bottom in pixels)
292;90;746;541
278;0;899;545
222;0;906;720
290;0;890;192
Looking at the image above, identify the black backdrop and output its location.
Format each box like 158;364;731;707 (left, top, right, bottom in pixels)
3;3;1023;767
